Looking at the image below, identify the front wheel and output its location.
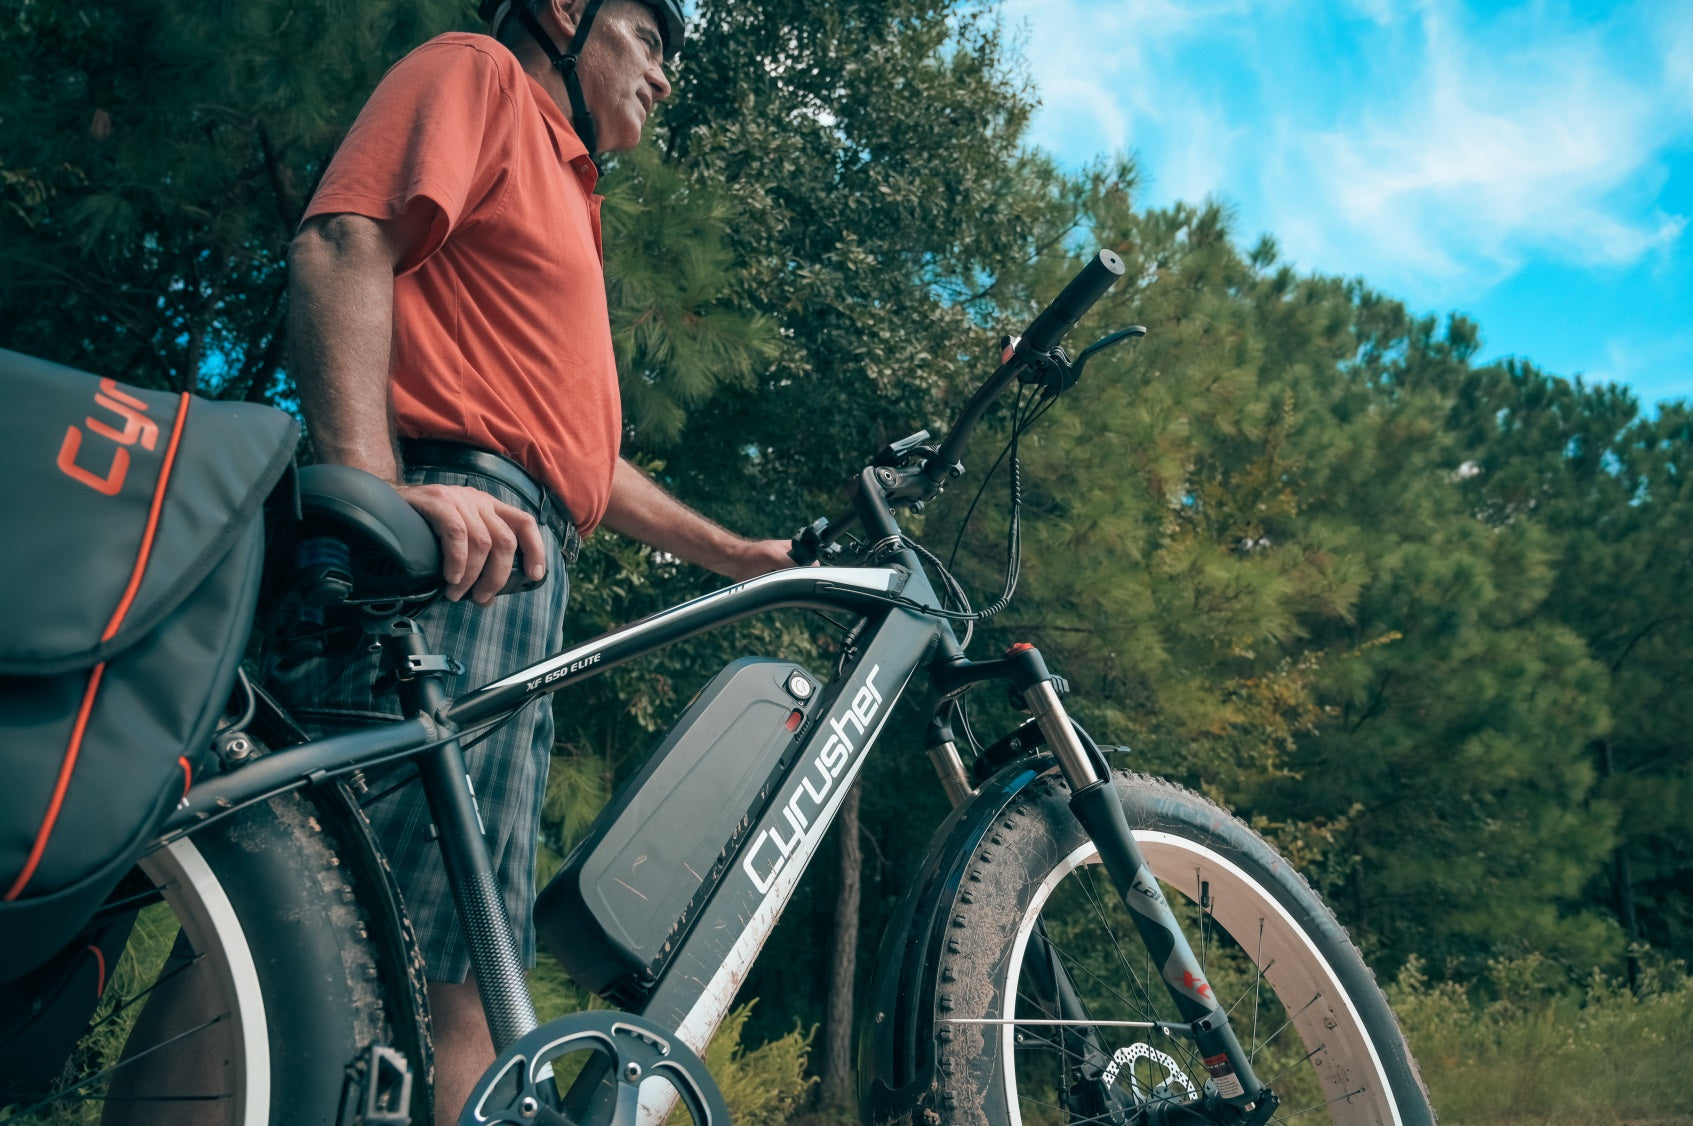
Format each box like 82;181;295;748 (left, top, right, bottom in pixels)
930;770;1433;1125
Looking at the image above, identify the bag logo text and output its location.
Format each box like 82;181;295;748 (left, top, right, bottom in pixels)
57;379;158;496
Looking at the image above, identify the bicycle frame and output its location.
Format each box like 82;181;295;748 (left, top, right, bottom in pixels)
165;557;958;1051
157;247;1280;1121
165;534;1271;1123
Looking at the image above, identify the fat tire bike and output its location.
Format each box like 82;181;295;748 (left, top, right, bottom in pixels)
5;251;1433;1126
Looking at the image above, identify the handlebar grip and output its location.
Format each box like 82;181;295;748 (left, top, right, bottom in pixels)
1018;249;1126;355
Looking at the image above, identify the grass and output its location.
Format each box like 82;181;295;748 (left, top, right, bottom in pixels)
1390;954;1693;1125
529;956;816;1125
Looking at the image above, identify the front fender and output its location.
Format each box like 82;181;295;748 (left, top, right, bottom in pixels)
858;757;1055;1122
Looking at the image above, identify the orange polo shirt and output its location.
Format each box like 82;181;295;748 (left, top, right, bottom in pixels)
304;33;620;533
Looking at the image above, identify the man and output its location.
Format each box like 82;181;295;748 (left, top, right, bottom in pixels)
279;0;792;1119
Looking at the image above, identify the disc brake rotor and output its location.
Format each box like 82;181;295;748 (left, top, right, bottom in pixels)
1101;1041;1199;1104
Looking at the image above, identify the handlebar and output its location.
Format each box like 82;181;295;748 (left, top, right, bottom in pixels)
923;249;1125;485
789;249;1127;564
1017;249;1126;356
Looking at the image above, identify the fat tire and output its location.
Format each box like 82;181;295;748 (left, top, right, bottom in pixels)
926;769;1434;1126
18;790;431;1125
185;789;432;1125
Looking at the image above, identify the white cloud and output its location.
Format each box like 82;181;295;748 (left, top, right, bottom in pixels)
1245;2;1690;301
1007;0;1692;310
1000;0;1256;198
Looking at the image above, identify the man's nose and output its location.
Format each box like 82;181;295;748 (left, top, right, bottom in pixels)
650;66;672;103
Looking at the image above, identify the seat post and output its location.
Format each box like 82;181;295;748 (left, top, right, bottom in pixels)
379;618;540;1052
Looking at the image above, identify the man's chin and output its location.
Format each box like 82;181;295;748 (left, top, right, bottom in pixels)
601;123;645;153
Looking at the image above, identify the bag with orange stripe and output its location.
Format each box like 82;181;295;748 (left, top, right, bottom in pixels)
0;349;297;982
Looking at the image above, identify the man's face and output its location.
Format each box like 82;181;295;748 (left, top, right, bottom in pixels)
575;0;671;152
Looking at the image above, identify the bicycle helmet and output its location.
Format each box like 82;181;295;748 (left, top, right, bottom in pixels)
478;0;684;154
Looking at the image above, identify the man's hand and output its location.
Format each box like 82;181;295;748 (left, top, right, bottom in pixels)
398;482;549;604
720;538;802;583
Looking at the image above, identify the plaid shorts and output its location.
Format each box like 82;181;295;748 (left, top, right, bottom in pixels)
266;468;571;983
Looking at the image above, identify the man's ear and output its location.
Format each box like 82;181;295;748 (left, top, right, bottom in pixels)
541;0;586;40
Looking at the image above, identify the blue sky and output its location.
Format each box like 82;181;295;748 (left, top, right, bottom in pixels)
998;0;1693;408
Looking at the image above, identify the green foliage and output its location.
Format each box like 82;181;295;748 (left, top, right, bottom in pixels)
600;142;781;446
1391;954;1693;1123
696;1002;815;1125
0;0;471;397
7;0;1692;1098
1450;375;1693;962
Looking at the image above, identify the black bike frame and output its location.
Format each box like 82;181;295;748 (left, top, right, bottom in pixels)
163;557;964;1056
165;542;1269;1120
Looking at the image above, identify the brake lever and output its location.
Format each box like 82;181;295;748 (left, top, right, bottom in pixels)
789;517;828;565
871;429;934;467
789;515;854;565
1014;343;1077;394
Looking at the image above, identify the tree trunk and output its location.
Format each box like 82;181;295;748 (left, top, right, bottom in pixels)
821;781;862;1108
1599;739;1642;990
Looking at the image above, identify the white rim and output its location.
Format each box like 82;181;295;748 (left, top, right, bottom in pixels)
139;838;270;1126
999;830;1402;1125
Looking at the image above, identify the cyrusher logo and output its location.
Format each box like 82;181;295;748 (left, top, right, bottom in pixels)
743;664;885;894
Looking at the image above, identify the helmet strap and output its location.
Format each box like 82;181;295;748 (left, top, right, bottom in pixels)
518;0;607;155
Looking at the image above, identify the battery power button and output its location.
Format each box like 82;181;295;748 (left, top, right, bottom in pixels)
786;672;815;700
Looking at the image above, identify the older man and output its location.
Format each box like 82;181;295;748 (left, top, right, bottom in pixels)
280;0;791;1118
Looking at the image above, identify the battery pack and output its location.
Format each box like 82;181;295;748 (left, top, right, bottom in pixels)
536;657;822;1001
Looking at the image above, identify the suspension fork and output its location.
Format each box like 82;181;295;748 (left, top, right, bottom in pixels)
1028;662;1269;1113
935;646;1272;1115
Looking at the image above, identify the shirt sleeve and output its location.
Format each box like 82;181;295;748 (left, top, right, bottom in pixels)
303;37;517;272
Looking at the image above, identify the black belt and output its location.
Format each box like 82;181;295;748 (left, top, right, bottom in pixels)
399;439;582;564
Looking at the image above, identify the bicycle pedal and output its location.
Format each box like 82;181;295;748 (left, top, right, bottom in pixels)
339;1043;414;1126
459;1011;729;1126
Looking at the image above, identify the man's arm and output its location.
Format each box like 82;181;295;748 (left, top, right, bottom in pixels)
601;458;795;582
288;212;547;604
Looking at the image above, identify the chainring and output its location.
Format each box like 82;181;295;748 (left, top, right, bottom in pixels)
458;1010;729;1126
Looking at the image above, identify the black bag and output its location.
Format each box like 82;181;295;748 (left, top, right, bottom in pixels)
0;349;297;980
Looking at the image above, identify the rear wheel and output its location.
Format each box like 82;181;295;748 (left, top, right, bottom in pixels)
2;791;429;1125
930;771;1433;1126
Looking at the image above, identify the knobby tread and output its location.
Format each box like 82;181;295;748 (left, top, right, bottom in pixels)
914;768;1433;1126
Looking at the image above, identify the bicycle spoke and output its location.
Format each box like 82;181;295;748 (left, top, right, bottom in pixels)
1068;863;1161;1016
1252;916;1265;1059
93;883;170;917
55;1092;233;1104
1198;867;1211;981
1254;991;1324;1061
1259;1041;1324;1093
1269;1086;1370;1122
1014;1088;1134;1126
1;949;211;1100
1222;957;1277;1023
1075;862;1243;1087
11;1013;229;1118
1024;928;1152;1026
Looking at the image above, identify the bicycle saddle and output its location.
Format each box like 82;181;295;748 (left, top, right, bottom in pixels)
296;464;442;599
